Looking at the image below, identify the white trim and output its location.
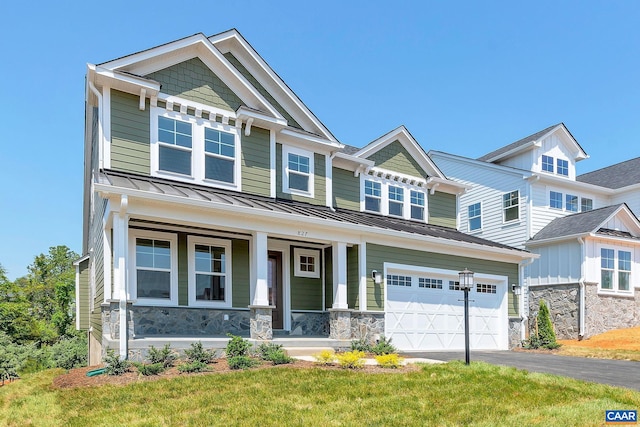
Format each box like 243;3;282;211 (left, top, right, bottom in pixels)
502;190;521;224
325;153;332;208
360;174;429;222
269;129;276;198
282;145;314;198
251;231;270;306
467;201;483;232
293;248;321;278
103;86;111;169
597;245;635;296
128;229;179;306
188;236;233;308
358;243;368;311
267;240;292;331
332;242;348;309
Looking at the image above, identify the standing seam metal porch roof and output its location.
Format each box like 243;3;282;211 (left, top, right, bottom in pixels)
98;169;527;253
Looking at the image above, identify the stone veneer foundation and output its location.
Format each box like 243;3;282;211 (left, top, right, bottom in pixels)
528;284;580;340
584;283;640;338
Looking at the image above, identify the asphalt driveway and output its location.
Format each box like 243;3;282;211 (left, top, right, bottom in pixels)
403;350;640;391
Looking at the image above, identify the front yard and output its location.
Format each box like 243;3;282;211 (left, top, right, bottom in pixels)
557;326;640;361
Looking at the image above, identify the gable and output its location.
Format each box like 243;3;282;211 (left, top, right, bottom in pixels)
366;140;429;179
602;213;639;236
146;57;242;112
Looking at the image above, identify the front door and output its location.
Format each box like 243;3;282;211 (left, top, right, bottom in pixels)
268;251;284;330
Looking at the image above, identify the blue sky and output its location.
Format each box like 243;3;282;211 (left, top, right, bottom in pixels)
1;1;638;279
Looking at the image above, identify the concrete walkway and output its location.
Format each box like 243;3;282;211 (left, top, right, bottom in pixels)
401;350;640;391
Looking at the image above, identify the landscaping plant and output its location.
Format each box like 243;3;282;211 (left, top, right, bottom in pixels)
374;353;404;368
257;343;293;365
313;349;335;365
335;350;365;369
134;362;165;376
184;341;217;364
524;300;560;350
371;336;396;355
104;349;131;376
147;344;177;368
225;334;251;358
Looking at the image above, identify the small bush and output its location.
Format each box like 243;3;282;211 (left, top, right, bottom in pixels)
257;343;293;365
375;353;404;368
350;338;371;353
228;355;258;370
371;336;397;355
524;300;561;350
148;344;177;368
313;349;335;365
134;362;165;376
226;334;251;358
50;334;88;370
178;361;210;373
335;350;365;369
184;342;217;364
104;349;131;376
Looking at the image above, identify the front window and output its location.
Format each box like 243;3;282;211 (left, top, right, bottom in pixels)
468;202;482;231
388;186;404;216
204;128;235;183
600;248;632;293
503;191;519;222
550;191;563;209
619;251;631;291
282;146;314;197
542;155;554;172
288;153;310;192
566;194;578;212
130;229;177;305
601;248;614;290
293;248;320;278
365;180;381;212
410;190;425;220
557;159;569;176
158;116;192;175
581;198;593;212
188;237;232;306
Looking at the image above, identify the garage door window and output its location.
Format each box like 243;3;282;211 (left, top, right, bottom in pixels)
387;275;411;287
449;280;461;291
476;283;497;294
418;278;442;289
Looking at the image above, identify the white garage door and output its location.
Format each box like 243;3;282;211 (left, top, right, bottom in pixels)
385;272;508;351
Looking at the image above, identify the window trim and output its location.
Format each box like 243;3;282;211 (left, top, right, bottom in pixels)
502;190;520;223
282;145;314;198
410;190;425;221
542;155;554;173
599;247;634;295
388;185;404;217
566;194;578;212
293;248;320;278
187;236;232;308
550;191;563;210
557;158;569;176
129;229;178;306
581;197;593;212
468;202;482;231
364;179;382;213
361;175;428;222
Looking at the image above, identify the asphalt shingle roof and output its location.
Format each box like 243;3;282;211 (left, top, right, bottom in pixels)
478;124;561;162
577;157;640;189
99;170;526;253
529;205;624;241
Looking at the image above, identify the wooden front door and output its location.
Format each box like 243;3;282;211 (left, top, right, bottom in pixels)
268;251;284;330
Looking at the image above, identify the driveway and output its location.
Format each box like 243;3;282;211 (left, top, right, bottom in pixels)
403;350;640;391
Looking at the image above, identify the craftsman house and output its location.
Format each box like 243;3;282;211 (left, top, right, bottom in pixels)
430;124;640;340
76;29;533;364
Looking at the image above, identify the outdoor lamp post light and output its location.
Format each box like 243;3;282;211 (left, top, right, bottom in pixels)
458;268;474;365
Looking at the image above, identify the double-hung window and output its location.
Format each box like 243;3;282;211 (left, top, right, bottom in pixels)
619;251;631;291
468;202;482;231
550;191;563;209
410;190;425;220
581;198;593;212
503;191;519;222
557;159;569;176
130;230;178;306
282;146;314;197
388;186;404;216
188;237;232;307
158;116;192;175
542;155;554;172
566;194;578;212
600;248;632;293
365;180;382;212
601;248;615;290
204;128;235;183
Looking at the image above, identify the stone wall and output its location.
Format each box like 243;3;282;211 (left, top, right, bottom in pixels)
290;312;329;336
584;283;640;338
528;284;580;340
508;318;522;348
350;312;385;344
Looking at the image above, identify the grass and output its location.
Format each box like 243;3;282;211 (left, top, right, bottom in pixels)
557;326;640;361
2;362;640;426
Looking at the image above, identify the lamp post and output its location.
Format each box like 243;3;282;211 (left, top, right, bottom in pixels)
458;268;474;365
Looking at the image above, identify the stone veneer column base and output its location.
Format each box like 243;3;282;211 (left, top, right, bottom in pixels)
328;309;352;340
249;305;274;340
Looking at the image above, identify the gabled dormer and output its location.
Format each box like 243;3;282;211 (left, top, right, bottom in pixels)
478;123;588;180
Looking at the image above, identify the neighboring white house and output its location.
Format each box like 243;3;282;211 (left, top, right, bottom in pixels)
430;123;640;340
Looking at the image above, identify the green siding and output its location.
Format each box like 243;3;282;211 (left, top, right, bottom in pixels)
232;239;250;308
429;191;457;228
366;243;519;316
290;247;323;310
146;57;242;111
241;125;271;197
111;90;150;174
324;247;333;310
77;259;90;330
276;144;326;205
332;167;360;211
347;245;359;309
366;140;427;178
178;233;188;306
224;52;302;129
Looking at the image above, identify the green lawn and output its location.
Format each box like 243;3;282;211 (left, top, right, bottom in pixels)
2;362;639;426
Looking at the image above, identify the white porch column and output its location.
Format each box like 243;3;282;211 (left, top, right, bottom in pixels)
332;241;348;309
112;195;129;360
251;231;270;306
358;242;367;311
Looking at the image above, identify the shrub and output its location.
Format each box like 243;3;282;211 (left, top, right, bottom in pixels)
313;349;335;365
134;362;165;376
104;349;131;376
184;342;217;364
178;360;210;373
350;338;371;353
335;350;365;369
257;343;293;365
0;349;19;384
226;334;251;358
228;355;258;370
148;344;177;368
375;353;404;368
524;300;561;350
371;336;396;355
49;334;88;370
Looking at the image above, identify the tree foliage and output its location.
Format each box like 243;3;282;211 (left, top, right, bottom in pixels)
524;300;560;350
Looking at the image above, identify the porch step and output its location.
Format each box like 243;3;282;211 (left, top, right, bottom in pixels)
272;337;351;349
284;347;336;357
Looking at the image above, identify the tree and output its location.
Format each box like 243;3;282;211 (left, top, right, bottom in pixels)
524;299;560;350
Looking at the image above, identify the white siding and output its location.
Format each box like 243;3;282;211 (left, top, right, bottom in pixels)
537;134;578;180
612;190;640;219
528;241;582;285
496;149;534;172
583;238;640;290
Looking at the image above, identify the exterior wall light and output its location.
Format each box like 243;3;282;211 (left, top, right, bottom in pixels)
371;270;382;284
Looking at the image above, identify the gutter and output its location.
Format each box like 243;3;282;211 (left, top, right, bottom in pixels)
88;81;104;169
578;237;586;339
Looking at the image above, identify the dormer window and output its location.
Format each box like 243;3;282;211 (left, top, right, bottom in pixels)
388;186;404;216
282;145;314;198
542;155;554;173
365;180;382;212
204;128;235;183
557;159;569;176
410;190;425;220
158;117;193;176
362;176;428;221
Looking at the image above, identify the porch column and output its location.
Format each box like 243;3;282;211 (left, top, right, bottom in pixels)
329;241;351;340
112;195;129;359
249;231;272;340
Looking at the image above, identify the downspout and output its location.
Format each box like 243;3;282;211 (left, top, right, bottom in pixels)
118;196;129;360
88;81;104;170
519;258;535;342
578;237;586;339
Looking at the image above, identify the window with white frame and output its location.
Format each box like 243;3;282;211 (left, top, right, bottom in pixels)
419;277;442;289
283;146;314;197
503;191;519;222
294;248;320;278
410;190;425;220
476;283;497;294
364;180;382;212
550;191;563;209
601;248;615;290
600;248;632;293
581;198;593;212
557;159;569;176
387;275;411;287
468;202;482;231
152;108;240;189
542;155;554;173
566;194;578;212
188;237;232;306
388;185;404;216
130;229;178;305
619;251;631;291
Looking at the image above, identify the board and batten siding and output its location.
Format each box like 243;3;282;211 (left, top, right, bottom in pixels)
612;192;640;220
366;140;428;179
146;57;242;112
428;192;457;228
241;126;271;197
110;89;150;174
324;247;333;310
290;247;323;310
347;245;359;309
528;241;582;286
276;144;326;205
366;243;520;316
77;258;90;330
332;167;360;211
232;239;250;308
